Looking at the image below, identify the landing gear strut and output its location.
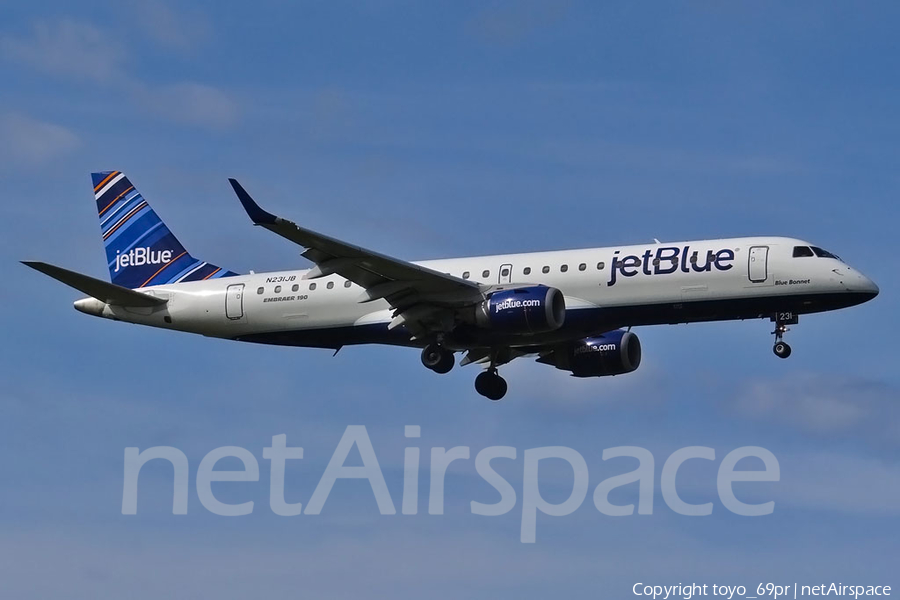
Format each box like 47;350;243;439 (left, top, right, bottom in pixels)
771;313;796;359
421;343;454;374
472;348;510;401
475;368;507;401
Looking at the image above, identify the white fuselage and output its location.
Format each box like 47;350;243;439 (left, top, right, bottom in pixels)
74;236;878;350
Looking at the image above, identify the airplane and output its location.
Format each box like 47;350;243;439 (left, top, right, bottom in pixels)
23;171;879;400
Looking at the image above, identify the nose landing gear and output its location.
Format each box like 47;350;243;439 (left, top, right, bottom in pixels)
773;337;792;359
771;312;797;359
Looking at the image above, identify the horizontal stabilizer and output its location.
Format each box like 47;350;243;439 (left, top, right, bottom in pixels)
21;261;167;308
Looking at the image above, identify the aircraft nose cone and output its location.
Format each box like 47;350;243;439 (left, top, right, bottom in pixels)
864;277;879;297
854;273;879;300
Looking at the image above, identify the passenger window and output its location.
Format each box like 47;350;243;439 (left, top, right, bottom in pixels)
292;284;299;292
274;285;281;293
652;258;660;266
501;267;510;277
560;264;568;273
542;266;550;274
793;246;814;258
309;283;317;291
462;271;470;279
344;280;351;288
327;281;334;289
523;267;531;275
597;262;605;270
578;263;586;271
257;287;264;295
482;270;490;278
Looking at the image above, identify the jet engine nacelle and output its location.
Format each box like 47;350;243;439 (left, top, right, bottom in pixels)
537;330;642;377
475;285;566;334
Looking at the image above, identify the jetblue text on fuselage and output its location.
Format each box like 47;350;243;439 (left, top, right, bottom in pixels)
607;246;735;286
114;247;173;273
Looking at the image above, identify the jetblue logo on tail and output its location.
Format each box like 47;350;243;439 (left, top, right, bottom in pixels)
114;248;174;273
93;171;237;286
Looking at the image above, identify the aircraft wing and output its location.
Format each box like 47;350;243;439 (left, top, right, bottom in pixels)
229;179;484;337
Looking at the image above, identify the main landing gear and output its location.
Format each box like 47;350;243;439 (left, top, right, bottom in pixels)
771;312;797;359
475;368;507;401
421;342;508;401
421;343;455;374
474;348;508;401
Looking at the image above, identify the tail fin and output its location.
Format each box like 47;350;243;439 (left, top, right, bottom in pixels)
92;171;238;288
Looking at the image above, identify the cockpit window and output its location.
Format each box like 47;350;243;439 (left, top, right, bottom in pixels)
811;246;841;260
792;246;814;257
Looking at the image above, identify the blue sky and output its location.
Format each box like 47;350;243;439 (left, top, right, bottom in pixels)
1;1;898;598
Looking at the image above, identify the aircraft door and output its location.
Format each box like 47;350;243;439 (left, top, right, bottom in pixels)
748;246;769;283
226;284;245;320
498;263;513;284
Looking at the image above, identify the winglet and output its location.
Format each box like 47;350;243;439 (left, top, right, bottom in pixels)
229;178;278;225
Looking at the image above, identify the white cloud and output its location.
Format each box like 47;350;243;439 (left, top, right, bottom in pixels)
0;112;80;166
133;82;239;130
500;356;671;414
732;372;900;443
0;19;126;83
467;0;571;47
0;512;893;600
1;17;237;130
0;528;607;599
776;452;900;515
134;1;212;52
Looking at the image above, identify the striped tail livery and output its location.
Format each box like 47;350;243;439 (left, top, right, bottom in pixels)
92;171;238;288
